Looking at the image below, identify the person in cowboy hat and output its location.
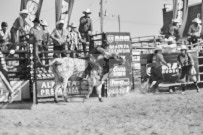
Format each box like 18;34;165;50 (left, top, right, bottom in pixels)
188;18;202;45
10;9;29;46
29;18;45;66
50;20;70;58
40;19;50;67
69;23;82;57
79;8;93;56
150;46;169;92
0;22;11;53
165;18;180;41
177;45;199;94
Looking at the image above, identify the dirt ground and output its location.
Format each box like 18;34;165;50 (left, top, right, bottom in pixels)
0;89;203;135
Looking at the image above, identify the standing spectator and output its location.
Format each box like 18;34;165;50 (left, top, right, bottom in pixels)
79;8;93;56
188;18;202;45
51;20;70;58
177;45;199;94
165;18;180;41
10;9;29;47
69;23;82;57
0;22;11;52
29;18;45;66
40;19;50;66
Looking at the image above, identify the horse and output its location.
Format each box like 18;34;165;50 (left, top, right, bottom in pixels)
46;54;125;103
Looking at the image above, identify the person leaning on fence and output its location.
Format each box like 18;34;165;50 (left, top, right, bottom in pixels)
10;9;29;47
0;22;11;53
40;19;50;66
188;18;202;45
69;23;82;57
150;46;169;93
29;18;45;66
177;45;200;94
165;18;180;41
79;8;93;56
51;20;70;58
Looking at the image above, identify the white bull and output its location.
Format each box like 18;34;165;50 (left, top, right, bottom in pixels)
47;55;124;103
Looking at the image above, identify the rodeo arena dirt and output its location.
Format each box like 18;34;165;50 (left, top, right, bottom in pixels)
1;0;203;135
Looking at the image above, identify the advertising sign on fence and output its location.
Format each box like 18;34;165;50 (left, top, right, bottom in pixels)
105;32;132;96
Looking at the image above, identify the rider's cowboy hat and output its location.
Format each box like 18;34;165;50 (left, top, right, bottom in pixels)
192;18;201;24
56;20;65;25
20;9;29;15
83;8;91;14
154;46;162;51
32;18;40;23
180;45;188;50
69;23;77;28
40;20;48;26
172;18;180;23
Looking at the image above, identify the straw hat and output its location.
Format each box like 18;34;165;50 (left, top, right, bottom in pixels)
180;45;188;50
192;18;201;24
172;18;180;23
40;20;48;26
20;9;29;15
83;8;91;14
56;20;65;25
154;46;162;51
69;23;77;28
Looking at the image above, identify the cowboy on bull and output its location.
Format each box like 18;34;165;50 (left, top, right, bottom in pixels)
177;45;200;94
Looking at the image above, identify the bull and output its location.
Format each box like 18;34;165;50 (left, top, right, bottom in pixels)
46;54;125;103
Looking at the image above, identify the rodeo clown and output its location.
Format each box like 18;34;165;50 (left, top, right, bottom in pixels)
177;45;200;94
150;46;169;92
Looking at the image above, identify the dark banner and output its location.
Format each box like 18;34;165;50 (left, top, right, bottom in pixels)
105;32;132;96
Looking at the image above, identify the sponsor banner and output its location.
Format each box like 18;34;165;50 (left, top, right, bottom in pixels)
107;86;130;97
20;0;43;21
55;0;75;28
37;80;88;97
109;78;130;87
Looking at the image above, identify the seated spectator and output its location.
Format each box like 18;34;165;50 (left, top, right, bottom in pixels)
188;18;202;45
165;18;180;41
0;22;11;53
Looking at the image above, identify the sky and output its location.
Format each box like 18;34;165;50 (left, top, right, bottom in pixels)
0;0;201;37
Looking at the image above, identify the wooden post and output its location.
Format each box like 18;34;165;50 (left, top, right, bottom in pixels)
100;0;104;33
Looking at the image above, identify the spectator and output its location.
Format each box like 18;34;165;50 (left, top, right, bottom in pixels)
10;9;29;46
40;19;50;66
51;20;70;58
165;18;180;41
188;18;202;45
69;23;82;57
0;22;11;52
79;8;93;56
29;18;45;66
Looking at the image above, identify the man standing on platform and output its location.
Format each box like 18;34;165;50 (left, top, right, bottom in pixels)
79;8;93;56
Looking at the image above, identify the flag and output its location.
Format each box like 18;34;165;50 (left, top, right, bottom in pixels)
179;0;188;37
55;0;75;28
20;0;43;21
173;0;178;19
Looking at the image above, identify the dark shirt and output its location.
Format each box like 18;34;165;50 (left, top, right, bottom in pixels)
79;16;93;33
177;53;194;67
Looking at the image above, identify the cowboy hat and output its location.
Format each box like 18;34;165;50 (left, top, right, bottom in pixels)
180;45;188;50
20;9;29;15
56;20;65;25
192;18;201;24
69;23;77;28
32;18;40;23
154;46;162;51
83;8;91;14
172;18;180;23
40;20;48;26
